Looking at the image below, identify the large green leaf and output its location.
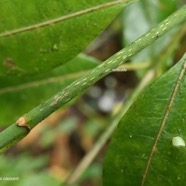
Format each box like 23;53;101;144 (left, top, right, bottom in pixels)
0;0;133;77
0;54;98;126
103;53;186;185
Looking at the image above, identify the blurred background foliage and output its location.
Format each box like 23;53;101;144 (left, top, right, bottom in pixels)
0;1;185;186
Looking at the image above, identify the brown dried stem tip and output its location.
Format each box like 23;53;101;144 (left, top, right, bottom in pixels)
16;116;30;131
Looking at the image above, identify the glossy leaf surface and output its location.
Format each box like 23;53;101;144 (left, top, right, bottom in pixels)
0;0;131;77
103;53;186;186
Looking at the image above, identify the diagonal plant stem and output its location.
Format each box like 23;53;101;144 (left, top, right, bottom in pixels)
0;4;186;153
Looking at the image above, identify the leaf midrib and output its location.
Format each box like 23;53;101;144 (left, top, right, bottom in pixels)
141;58;186;186
0;0;134;38
0;71;86;95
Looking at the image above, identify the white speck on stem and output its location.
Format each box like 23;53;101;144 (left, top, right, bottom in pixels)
75;82;80;86
105;69;110;73
82;82;87;86
156;31;160;35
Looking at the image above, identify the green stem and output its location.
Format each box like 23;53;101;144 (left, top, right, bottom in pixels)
0;4;186;153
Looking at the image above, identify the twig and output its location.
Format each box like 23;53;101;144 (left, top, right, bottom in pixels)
0;4;186;153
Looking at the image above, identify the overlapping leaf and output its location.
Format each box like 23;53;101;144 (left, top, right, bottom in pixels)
104;53;186;185
0;54;98;126
0;0;132;77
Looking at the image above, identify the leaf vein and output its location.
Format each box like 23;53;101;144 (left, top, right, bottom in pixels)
0;71;86;95
141;58;186;186
0;0;133;38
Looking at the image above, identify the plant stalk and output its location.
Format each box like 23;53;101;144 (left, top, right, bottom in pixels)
0;4;186;153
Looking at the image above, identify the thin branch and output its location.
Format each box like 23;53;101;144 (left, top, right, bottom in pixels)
0;4;186;153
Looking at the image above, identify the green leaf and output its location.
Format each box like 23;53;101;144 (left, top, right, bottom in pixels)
103;53;186;185
0;153;60;186
0;0;133;77
0;54;98;126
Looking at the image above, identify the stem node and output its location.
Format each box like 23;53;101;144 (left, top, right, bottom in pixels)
16;116;30;132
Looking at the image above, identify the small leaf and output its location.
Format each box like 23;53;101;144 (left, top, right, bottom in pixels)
103;53;186;185
0;54;98;126
0;0;133;77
